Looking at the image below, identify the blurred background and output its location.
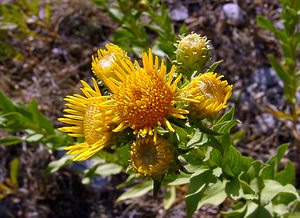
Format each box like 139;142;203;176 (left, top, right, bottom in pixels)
0;0;297;217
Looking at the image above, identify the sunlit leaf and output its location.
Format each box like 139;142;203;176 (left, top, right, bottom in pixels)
94;163;122;177
260;180;299;205
163;185;176;209
9;158;19;187
0;136;22;146
117;180;153;202
206;60;223;73
46;155;72;175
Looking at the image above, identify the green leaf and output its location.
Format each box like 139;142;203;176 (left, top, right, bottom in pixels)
117;180;153;202
275;161;295;185
185;168;216;217
28;100;55;134
256;16;288;43
206;60;223;73
195;123;221;136
186;131;224;154
179;24;188;35
186;130;205;148
221;203;247;218
222;146;243;176
45;134;73;150
269;55;290;84
186;178;227;218
212;120;239;134
24;132;43;142
108;8;124;23
187;167;210;194
0;21;17;30
0;136;22;145
287;212;300;218
0;91;15;112
272;204;289;216
260;180;299;205
10;158;19;187
261;143;289;180
1;112;33;131
44;3;51;25
226;177;242;199
164;173;190;185
195;180;227;210
216;106;235;124
98;144;130;167
93;163;122;177
256;16;276;33
46;155;72;175
295;32;300;49
246;205;272;218
163;185;176;209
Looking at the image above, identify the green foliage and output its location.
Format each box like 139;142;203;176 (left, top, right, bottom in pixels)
257;0;300;104
0;0;52;60
0;158;19;200
110;104;299;217
0;90;72;150
92;0;181;59
117;180;153;202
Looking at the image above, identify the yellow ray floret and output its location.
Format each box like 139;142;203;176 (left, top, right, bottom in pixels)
130;136;174;176
101;49;190;139
58;78;113;161
184;72;232;116
92;43;129;92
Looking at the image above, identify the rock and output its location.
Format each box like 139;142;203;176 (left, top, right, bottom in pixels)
274;21;284;30
250;67;283;88
169;4;188;21
255;113;276;133
240;67;284;112
222;3;246;27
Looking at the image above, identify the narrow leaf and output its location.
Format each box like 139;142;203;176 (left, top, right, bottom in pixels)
0;136;22;146
117;180;153;202
10;158;19;187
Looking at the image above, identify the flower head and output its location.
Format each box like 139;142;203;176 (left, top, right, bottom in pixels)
92;43;129;90
131;136;174;176
103;49;189;138
184;72;232;116
176;33;211;77
58;78;113;161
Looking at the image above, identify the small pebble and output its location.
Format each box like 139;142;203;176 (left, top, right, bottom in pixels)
169;4;188;21
222;3;246;27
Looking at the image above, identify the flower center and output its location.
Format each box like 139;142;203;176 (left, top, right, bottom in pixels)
115;70;173;129
139;146;157;165
83;103;103;145
131;137;174;176
197;78;226;103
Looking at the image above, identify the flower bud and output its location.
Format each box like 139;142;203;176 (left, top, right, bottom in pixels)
131;136;174;177
176;33;211;78
184;72;232;117
92;44;129;88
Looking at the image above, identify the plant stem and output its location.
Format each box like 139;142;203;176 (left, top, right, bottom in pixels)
291;103;300;174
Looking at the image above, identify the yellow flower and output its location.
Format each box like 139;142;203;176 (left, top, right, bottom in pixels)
184;72;232;116
176;33;211;77
58;78;113;161
91;43;129;90
131;136;174;176
102;49;190;139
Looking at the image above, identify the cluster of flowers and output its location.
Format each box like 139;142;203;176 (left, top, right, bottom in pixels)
58;33;232;177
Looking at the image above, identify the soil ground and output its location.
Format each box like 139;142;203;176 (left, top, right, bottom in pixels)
0;0;296;217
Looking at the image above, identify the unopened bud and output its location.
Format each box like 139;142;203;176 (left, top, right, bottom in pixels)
176;33;211;78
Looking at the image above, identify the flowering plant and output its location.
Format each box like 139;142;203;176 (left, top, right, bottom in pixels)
57;34;300;217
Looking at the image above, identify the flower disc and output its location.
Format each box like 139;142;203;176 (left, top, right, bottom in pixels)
131;136;174;176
